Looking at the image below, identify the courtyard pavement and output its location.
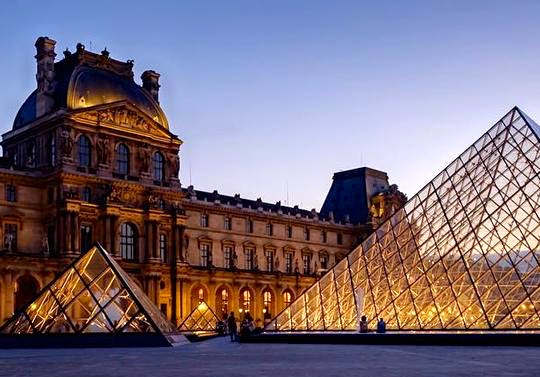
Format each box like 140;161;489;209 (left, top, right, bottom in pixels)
0;336;539;377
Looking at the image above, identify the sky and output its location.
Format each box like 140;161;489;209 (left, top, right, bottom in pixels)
2;0;540;210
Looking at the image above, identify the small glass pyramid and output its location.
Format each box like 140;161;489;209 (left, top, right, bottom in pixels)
178;300;221;333
1;244;177;335
271;106;540;331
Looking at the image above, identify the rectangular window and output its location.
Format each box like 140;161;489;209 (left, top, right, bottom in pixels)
320;254;328;270
6;184;16;202
246;219;253;233
285;252;293;273
321;230;327;243
286;225;293;238
266;223;273;236
4;223;17;252
245;248;255;270
224;216;232;231
159;233;167;263
304;227;310;241
224;245;233;269
303;254;311;274
80;224;92;253
337;233;343;245
200;244;210;267
200;213;209;228
265;250;274;272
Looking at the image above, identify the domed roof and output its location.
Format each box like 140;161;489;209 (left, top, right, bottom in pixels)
67;66;168;128
13;48;168;130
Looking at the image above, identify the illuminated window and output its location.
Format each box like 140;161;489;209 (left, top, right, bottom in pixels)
265;250;274;272
241;289;252;312
223;246;233;269
159;234;167;263
153;152;165;182
78;135;91;167
120;223;137;260
263;290;272;309
219;288;229;314
117;144;129;175
285;252;293;273
198;288;204;303
283;291;292;306
200;244;211;267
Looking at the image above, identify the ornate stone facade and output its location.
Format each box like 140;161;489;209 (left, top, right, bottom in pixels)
0;37;401;328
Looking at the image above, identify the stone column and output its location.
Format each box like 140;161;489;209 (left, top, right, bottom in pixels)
71;212;80;255
64;212;72;255
109;215;118;257
153;222;159;259
104;216;111;251
144;221;151;261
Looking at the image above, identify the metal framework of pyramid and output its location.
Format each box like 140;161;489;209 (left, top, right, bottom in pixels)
1;244;177;336
178;300;221;333
271;106;540;331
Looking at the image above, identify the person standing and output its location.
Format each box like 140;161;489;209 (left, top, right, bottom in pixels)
227;312;238;342
359;315;368;333
376;318;386;333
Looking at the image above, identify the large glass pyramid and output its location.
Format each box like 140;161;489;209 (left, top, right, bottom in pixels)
178;300;221;333
271;106;540;331
1;244;178;335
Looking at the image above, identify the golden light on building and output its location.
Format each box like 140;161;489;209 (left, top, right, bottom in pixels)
271;107;540;332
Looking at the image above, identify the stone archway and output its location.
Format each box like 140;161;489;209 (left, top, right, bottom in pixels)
14;274;39;312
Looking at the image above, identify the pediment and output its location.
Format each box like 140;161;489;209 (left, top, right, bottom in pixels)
69;101;178;142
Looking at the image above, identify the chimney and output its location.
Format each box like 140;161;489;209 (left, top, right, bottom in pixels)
141;70;160;103
35;36;56;117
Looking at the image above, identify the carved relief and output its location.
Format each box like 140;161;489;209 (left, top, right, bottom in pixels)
107;184;138;205
96;136;111;165
60;129;73;157
168;154;179;177
137;147;151;172
97;107;151;132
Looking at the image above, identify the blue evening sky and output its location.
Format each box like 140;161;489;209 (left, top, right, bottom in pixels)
1;1;540;210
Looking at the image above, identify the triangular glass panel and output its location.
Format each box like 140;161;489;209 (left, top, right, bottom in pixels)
270;107;540;331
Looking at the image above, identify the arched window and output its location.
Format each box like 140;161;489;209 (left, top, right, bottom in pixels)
240;288;252;313
117;144;129;175
283;290;293;307
120;223;137;260
216;287;229;316
15;275;39;311
78;135;91;167
191;285;208;310
153;152;165;182
263;290;273;316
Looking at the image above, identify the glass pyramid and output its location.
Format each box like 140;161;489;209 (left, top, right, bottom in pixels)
271;106;540;331
178;300;221;333
1;244;178;335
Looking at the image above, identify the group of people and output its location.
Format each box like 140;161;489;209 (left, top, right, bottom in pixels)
359;315;386;333
225;311;259;341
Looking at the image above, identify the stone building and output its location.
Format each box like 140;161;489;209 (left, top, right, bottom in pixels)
0;37;405;327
